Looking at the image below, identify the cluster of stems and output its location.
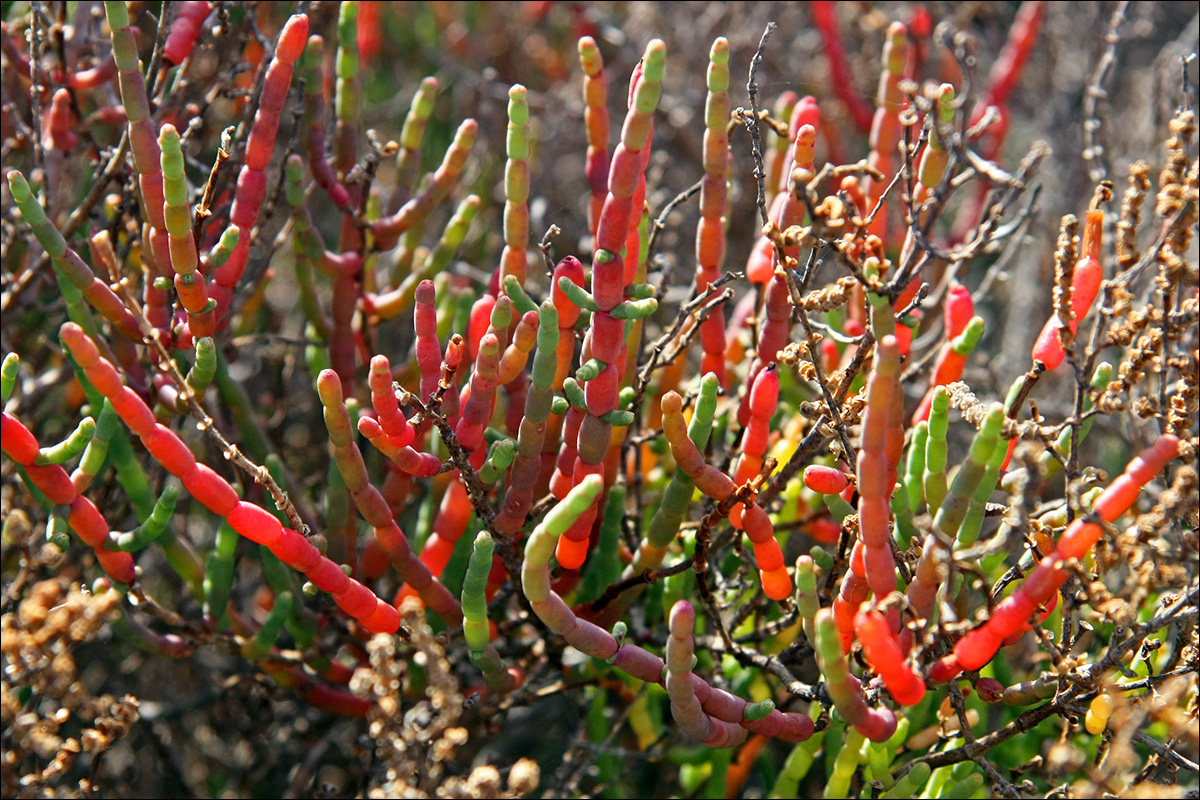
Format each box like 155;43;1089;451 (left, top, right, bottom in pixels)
549;39;666;570
59;322;401;632
522;478;815;745
661;389;790;600
209;13;310;326
1;6;1194;786
941;434;1180;678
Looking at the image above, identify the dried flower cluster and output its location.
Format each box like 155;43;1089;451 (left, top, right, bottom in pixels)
1;578;138;797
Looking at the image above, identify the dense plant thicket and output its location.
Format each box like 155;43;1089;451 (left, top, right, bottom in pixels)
1;2;1197;798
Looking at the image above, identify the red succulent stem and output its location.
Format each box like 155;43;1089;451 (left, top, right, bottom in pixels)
162;1;211;67
808;2;875;133
745;98;819;285
2;412;136;584
317;369;462;626
414;279;446;403
59;322;402;631
371;119;478;250
210;13;310;324
938;434;1180;679
730;363;778;527
982;1;1045;112
298;36;353;210
105;0;172;334
737;275;792;426
1032;209;1104;370
42;88;77;151
855;607;926;705
547;41;666;571
356;1;382;66
524;481;814;746
411;479;472;583
833;540;870;653
764;91;798;208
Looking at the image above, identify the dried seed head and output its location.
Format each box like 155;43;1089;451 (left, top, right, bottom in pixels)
1052;214;1079;330
1117;161;1151;270
508;758;540;795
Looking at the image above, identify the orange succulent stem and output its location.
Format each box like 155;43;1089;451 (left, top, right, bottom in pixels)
939;434;1180;679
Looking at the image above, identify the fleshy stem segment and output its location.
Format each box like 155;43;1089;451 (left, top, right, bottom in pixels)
494;295;560;536
2;409;136;584
159;123;214;336
854;607;925;706
666;600;749;747
1032;208;1104;370
58;322;402;634
462;532;518;694
498;84;530;288
814;607;898;742
316;369;461;626
864;21;907;245
7;171;142;345
552;39;667;571
695;37;731;385
210;14;310;324
522;476;814;748
939;434;1180;678
578;36;609;235
661;390;790;600
856;335;900;603
633;373;720;575
104;0;172;333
